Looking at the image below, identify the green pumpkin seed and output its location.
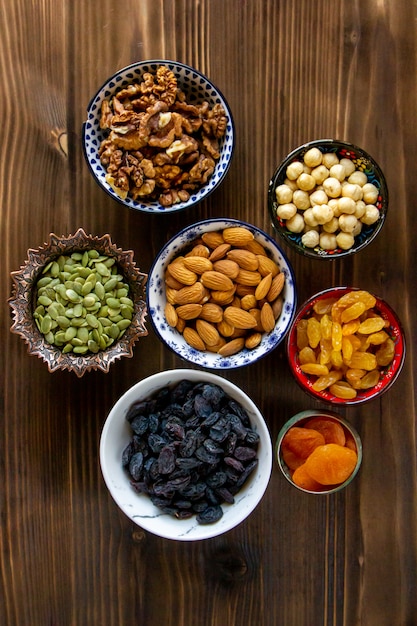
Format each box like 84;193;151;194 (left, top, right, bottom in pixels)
56;315;71;329
62;343;73;353
38;295;53;306
73;345;89;354
41;315;53;334
64;327;78;341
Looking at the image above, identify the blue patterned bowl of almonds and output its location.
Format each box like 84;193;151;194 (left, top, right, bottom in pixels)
147;218;297;369
82;60;235;213
9;228;148;377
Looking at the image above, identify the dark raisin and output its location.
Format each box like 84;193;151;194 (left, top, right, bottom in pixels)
128;452;144;481
202;383;225;408
234;446;257;461
216;487;235;504
122;441;134;467
206;471;228;489
196;505;223;524
158;446;176;474
224;456;244;472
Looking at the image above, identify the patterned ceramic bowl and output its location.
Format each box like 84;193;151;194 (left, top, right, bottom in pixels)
276;410;362;494
286;287;406;405
100;369;273;540
82;60;235;213
9;228;148;377
268;139;388;259
147;218;297;369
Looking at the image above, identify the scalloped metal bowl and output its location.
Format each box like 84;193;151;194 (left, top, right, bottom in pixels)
9;228;148;377
100;369;273;540
268;139;388;259
286;287;406;405
276;410;362;494
82;59;235;213
146;218;297;369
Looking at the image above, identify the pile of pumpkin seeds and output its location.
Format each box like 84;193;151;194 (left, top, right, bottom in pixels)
33;250;134;354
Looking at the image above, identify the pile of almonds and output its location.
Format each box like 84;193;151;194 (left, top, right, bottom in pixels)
164;226;285;357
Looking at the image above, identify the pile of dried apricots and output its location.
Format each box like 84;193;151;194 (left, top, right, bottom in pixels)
281;416;358;492
296;289;395;399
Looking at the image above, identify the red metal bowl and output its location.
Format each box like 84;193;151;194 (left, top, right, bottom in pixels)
286;287;406;405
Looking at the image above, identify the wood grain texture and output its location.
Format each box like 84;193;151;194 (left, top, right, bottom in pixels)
1;1;416;625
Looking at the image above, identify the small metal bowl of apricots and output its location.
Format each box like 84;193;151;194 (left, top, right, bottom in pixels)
268;139;388;259
276;410;362;494
147;218;297;369
286;287;405;405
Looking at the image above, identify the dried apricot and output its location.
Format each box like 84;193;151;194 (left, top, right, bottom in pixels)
282;427;325;462
304;417;346;446
303;444;358;485
292;464;326;491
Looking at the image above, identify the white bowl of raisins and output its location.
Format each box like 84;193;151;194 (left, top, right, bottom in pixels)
82;60;235;213
100;369;273;540
268;139;388;259
286;287;406;405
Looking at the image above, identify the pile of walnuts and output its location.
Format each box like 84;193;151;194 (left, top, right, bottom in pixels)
99;66;227;207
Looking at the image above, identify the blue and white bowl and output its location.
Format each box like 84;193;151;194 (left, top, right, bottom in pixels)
147;218;297;369
82;60;235;213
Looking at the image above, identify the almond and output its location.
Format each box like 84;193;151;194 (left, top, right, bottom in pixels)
174;282;206;305
235;284;256;297
240;294;257;310
176;317;186;333
208;242;231;262
183;326;206;351
213;259;240;279
249;308;264;332
255;273;273;301
200;303;224;323
267;272;285;302
185;244;210;258
183;256;213;274
236;269;262;286
165;273;185;289
217;337;245;357
223;306;258;329
196;319;220;346
165;302;178;327
217;319;235;337
165;286;178;305
205;336;227;353
201;270;234;291
201;231;225;249
209;287;236;305
244;239;268;256
271;295;284;319
226;248;259;271
256;255;280;277
176;303;203;320
222;226;254;246
167;261;197;286
260;302;275;333
245;332;262;349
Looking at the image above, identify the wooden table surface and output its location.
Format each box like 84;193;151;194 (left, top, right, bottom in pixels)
2;1;416;624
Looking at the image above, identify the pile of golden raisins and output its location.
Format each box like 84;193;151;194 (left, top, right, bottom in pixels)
296;290;395;399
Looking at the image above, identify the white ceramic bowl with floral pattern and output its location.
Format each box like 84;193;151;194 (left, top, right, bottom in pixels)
82;60;235;213
147;218;297;369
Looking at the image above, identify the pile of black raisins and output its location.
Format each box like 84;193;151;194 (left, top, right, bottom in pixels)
122;379;260;524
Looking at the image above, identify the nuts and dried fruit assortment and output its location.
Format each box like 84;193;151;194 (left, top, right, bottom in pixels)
98;66;227;206
122;379;260;524
163;226;286;357
281;416;358;492
294;290;395;400
274;146;382;252
34;250;133;354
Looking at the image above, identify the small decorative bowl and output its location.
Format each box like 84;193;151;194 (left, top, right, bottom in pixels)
9;228;148;377
147;218;297;369
268;139;388;259
276;410;362;494
100;368;273;540
82;60;235;213
286;287;406;405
